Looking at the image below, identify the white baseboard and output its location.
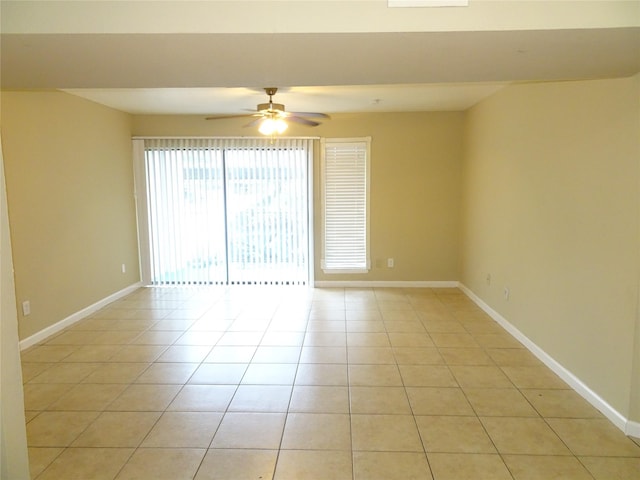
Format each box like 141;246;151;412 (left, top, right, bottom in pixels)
459;283;633;434
626;420;640;438
19;282;143;351
313;280;459;288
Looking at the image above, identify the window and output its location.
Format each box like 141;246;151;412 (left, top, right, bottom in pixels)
134;137;312;286
321;137;371;274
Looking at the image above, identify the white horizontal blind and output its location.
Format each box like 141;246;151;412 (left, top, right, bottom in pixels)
142;138;311;285
321;138;370;273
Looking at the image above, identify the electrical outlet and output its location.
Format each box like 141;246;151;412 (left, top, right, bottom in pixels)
22;300;31;316
121;263;126;274
387;258;394;268
504;287;510;300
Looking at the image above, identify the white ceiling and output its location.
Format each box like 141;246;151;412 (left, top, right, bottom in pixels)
61;84;507;115
2;1;639;115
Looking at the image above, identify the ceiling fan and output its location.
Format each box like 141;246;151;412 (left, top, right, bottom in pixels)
206;87;330;135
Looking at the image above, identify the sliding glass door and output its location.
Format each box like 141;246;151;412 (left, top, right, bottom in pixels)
135;138;312;286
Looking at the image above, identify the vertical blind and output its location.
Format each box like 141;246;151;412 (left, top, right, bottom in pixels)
321;138;370;273
140;138;311;285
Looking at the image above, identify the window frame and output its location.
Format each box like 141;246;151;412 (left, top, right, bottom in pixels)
320;136;371;275
133;137;314;286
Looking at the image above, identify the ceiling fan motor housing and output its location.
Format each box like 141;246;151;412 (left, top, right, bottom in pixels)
258;102;286;114
206;87;326;127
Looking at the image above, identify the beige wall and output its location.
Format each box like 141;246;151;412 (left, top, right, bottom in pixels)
1;91;140;340
132;111;464;283
461;77;640;420
632;74;640;423
0;94;30;478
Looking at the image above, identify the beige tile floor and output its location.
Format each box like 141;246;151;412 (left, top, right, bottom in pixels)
21;286;640;479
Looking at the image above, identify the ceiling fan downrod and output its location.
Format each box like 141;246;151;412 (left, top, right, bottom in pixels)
258;87;285;114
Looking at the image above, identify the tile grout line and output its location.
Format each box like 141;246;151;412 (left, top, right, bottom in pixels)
271;299;311;480
395;292;437;480
439;295;518;480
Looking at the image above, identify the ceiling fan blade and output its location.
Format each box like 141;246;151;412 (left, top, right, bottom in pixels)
206;88;330;128
205;113;260;120
288;111;331;119
287;116;321;127
243;117;265;128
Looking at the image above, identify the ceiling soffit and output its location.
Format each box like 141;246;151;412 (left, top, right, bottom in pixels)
2;29;639;89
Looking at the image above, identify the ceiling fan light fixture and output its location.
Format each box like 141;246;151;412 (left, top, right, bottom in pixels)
259;117;288;135
207;87;327;133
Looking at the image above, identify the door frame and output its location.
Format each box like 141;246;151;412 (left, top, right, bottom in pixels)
132;137;315;287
